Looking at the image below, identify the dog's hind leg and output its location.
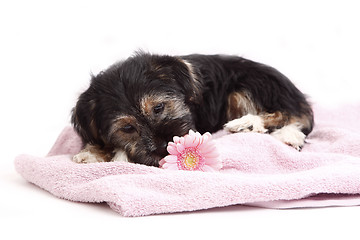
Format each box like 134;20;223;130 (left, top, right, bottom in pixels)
224;91;265;133
224;111;311;150
263;112;313;150
224;114;267;133
224;90;313;150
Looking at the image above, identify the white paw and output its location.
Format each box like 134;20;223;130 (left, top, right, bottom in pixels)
224;114;267;133
72;150;106;163
270;124;306;150
112;149;129;163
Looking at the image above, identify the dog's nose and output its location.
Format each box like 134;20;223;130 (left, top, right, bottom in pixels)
154;141;168;157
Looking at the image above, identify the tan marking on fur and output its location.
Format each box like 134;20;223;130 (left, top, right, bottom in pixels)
261;111;290;130
140;94;190;119
108;116;148;162
261;111;313;134
226;91;258;120
157;73;169;80
140;96;155;116
291;112;313;129
109;115;138;141
140;95;170;116
149;61;170;80
166;98;191;119
150;62;162;72
128;142;138;156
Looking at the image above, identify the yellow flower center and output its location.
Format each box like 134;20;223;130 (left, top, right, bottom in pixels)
184;152;199;169
178;148;202;170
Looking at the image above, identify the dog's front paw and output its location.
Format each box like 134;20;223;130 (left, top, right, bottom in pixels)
224;114;267;133
72;149;106;163
270;124;306;151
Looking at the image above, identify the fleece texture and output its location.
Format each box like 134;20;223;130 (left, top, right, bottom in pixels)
14;104;360;217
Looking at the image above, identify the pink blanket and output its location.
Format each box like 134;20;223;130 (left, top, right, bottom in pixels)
14;103;360;217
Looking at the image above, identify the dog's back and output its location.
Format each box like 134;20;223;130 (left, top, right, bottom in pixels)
182;54;313;138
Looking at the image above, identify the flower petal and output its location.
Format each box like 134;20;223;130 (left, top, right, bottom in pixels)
164;155;178;163
167;143;178;155
204;151;220;158
202;132;211;142
163;163;179;170
165;131;221;172
195;131;202;138
176;143;185;153
201;165;215;172
179;136;185;145
159;158;166;167
183;134;194;147
204;132;212;138
173;136;181;144
192;136;201;148
198;142;215;153
188;129;196;136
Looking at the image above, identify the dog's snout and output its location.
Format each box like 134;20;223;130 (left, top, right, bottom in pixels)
153;141;168;157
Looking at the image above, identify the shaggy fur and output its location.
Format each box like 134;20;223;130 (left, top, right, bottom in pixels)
71;52;314;167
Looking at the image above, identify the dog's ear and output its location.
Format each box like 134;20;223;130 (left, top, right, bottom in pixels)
176;59;203;104
71;89;105;147
150;55;203;104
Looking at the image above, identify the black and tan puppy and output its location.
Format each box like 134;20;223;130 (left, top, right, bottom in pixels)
71;52;314;166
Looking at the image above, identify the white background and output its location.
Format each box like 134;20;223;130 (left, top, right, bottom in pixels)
1;0;360;239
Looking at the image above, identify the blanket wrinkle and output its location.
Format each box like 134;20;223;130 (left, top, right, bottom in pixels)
14;103;360;217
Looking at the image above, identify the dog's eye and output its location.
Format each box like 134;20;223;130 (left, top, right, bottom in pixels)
121;124;136;133
153;103;165;114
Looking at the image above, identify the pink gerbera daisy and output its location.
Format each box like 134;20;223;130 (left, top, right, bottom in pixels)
159;130;222;171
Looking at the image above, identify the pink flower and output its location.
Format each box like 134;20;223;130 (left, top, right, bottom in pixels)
159;130;222;171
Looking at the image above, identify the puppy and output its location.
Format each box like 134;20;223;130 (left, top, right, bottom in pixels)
71;52;314;166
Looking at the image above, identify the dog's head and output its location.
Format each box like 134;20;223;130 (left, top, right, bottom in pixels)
72;53;202;166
